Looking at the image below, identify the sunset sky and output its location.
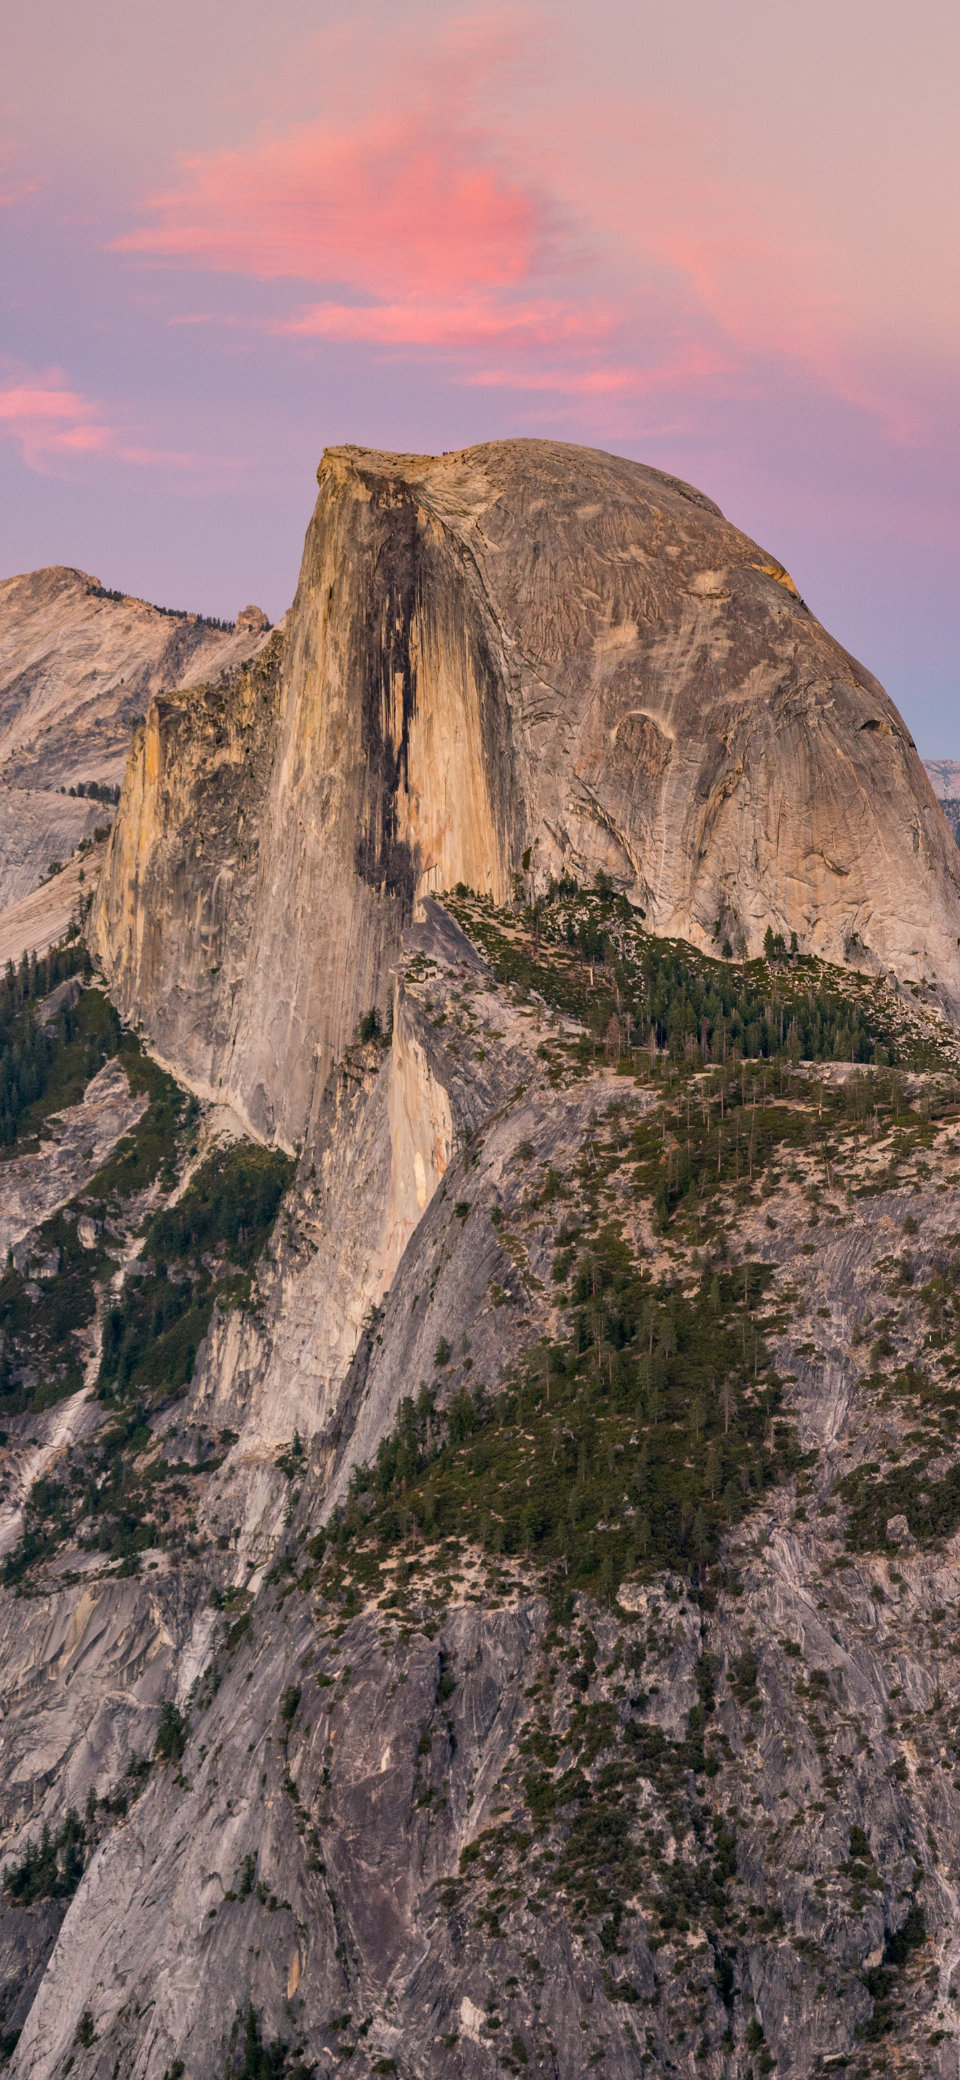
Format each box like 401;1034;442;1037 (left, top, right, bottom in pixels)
3;0;957;749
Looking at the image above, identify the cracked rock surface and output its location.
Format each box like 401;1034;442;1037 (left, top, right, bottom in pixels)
6;441;960;2080
94;440;960;1152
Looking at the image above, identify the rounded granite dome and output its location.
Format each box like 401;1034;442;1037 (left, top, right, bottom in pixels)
93;438;960;1146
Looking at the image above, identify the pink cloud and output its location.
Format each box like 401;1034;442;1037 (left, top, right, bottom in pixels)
0;382;108;469
466;342;733;397
109;10;944;449
0;371;199;474
113;14;602;370
532;97;925;441
276;297;614;350
114;119;543;302
116;9;554;305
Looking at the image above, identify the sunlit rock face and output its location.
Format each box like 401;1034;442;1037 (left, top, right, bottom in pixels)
92;439;960;1150
0;566;271;797
0;565;270;911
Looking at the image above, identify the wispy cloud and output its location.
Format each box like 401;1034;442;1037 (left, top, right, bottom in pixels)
0;137;38;210
114;16;551;300
0;380;108;468
0;180;36;208
276;297;613;351
113;13;602;371
0;368;198;474
108;8;953;449
466;343;733;397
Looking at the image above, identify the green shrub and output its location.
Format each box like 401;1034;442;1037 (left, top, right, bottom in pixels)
4;1809;85;1903
228;2006;289;2080
154;1701;188;1764
97;1141;293;1402
327;1223;795;1597
279;1685;301;1725
443;886;927;1073
0;944;96;1148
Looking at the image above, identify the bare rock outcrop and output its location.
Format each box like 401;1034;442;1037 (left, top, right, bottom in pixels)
0;839;106;966
0;792;105;914
9;443;960;2080
0;1059;146;1268
0;567;271;913
925;758;960;845
93;440;960;1151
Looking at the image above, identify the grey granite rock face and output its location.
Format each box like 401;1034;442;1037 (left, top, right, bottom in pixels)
0;566;270;914
94;441;960;1155
11;1091;960;2080
9;444;960;2079
1;908;960;2079
0;839;107;965
0;568;269;798
0;793;104;913
0;1060;146;1267
924;760;960;803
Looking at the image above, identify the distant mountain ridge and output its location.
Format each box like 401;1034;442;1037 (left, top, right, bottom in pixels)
923;759;960;842
0;566;271;929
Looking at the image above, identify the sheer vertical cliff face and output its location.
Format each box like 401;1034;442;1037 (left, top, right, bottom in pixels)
90;637;288;1135
93;438;960;1151
92;458;522;1146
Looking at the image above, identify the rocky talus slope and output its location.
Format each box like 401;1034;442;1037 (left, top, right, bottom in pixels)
0;569;270;912
4;442;960;2080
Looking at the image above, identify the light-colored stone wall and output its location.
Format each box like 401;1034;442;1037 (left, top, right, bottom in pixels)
93;440;960;1156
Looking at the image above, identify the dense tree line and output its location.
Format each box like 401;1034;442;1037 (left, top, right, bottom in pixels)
87;581;234;632
58;780;120;804
325;1224;796;1596
452;879;904;1069
3;1810;85;1904
0;945;94;1146
99;1141;294;1400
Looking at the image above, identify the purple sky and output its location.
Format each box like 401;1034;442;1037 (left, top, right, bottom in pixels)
2;0;958;751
